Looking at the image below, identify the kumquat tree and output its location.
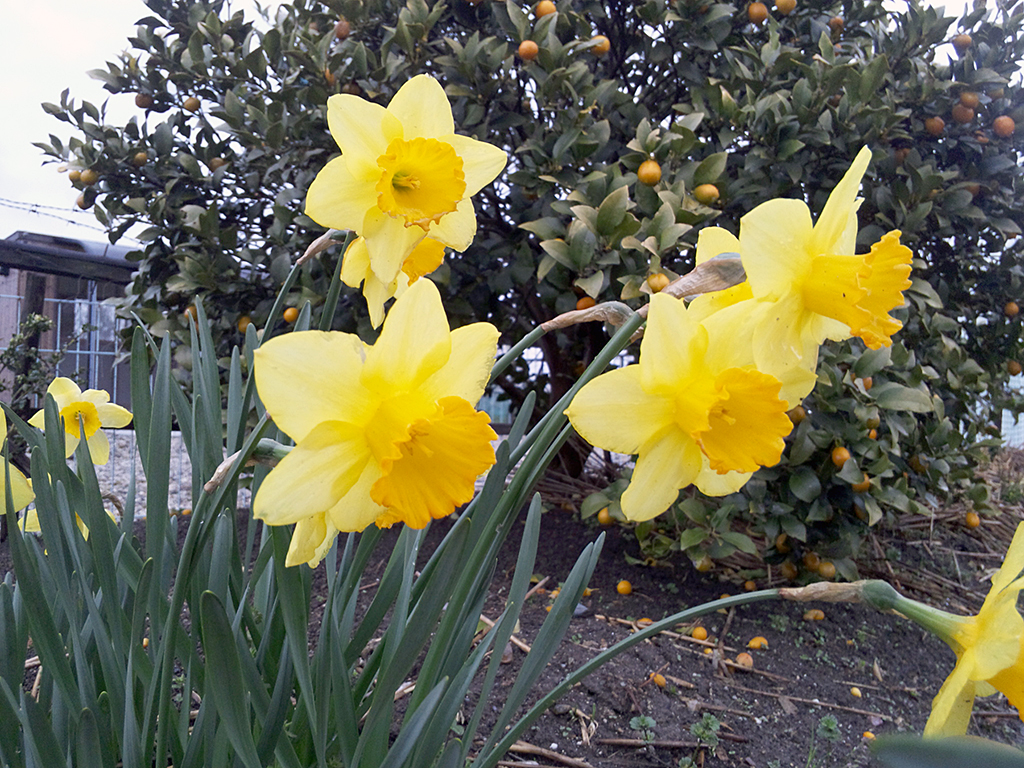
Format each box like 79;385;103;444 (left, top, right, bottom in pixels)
3;0;1024;765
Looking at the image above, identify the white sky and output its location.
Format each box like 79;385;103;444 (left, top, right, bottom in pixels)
0;0;973;245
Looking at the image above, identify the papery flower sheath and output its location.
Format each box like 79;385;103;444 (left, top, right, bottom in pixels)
28;378;133;465
1;414;34;515
687;147;913;404
306;74;507;326
880;522;1024;736
565;293;791;521
253;278;500;567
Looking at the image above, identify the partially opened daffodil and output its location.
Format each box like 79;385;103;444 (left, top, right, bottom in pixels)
1;414;34;516
253;278;500;567
306;74;507;326
868;523;1024;736
341;235;447;328
687;148;913;404
565;293;791;521
28;378;133;465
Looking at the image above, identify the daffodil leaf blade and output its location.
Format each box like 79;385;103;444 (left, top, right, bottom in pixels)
872;734;1024;768
198;591;263;768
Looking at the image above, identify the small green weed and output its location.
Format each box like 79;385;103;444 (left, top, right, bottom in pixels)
629;715;656;745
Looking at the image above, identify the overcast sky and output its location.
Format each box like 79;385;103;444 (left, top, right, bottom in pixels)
0;0;974;245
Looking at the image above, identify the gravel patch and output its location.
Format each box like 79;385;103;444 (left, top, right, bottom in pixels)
95;429;250;518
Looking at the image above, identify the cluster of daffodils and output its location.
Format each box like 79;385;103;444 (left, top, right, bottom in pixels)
306;74;507;327
254;75;508;566
252;75;915;564
566;146;913;522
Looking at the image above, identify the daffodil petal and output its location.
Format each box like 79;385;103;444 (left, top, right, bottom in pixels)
96;403;133;428
341;238;371;288
306;156;380;231
1;464;34;514
700;299;821;406
925;662;977;737
740;199;815;299
742;296;825;381
386;75;455;139
255;331;374;441
987;642;1024;718
566;366;675;455
86;430;111;465
326;93;402;174
419;322;499;405
695;226;741;265
47;377;82;402
64;432;80;459
811;146;871;257
285;512;338;568
362;208;428;283
361;279;452;393
694;459;752;496
992;523;1024;596
328;461;388;532
687;230;751;320
639;293;708;395
620;429;702;522
364;270;403;329
427;198;477;252
971;597;1024;680
254;421;369;526
27;409;45;429
80;389;111;405
443;134;508;195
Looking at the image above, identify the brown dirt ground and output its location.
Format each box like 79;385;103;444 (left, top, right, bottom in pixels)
6;452;1024;768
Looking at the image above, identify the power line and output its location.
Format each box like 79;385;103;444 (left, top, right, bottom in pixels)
0;196;142;243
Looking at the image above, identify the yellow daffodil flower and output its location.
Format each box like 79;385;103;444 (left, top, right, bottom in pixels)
1;414;34;515
867;523;1024;736
565;293;791;521
253;278;500;567
28;378;133;465
686;148;912;404
341;235;447;328
306;74;507;326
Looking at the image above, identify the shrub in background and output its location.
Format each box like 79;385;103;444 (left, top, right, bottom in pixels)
35;0;1024;569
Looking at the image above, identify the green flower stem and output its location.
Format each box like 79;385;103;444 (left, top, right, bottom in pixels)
258;258;305;345
476;589;782;768
319;232;353;331
861;579;963;646
489;325;547;386
509;310;644;468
